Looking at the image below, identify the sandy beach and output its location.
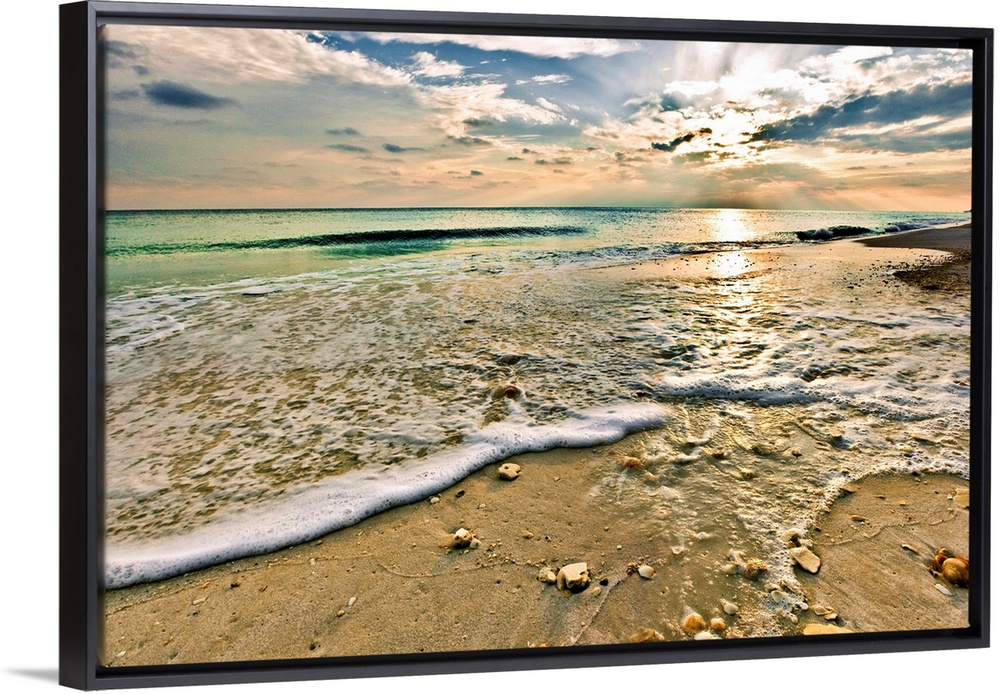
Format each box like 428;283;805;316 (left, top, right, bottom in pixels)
103;225;973;667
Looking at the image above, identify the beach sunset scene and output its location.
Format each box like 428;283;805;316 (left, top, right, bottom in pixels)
101;22;973;665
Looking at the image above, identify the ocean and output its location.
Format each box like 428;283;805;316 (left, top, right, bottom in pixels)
103;207;971;589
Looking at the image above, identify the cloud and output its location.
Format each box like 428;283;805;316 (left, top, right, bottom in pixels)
463;117;497;127
344;32;639;59
141;80;235;109
112;25;411;87
651;128;712;153
383;143;425;153
516;74;572;85
535;158;573;166
506;156;524;161
750;82;972;152
326;143;370;153
410;51;466;78
326;127;361;136
470;170;484;176
449;135;492;146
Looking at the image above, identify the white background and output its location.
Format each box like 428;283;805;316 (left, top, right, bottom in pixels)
2;1;995;692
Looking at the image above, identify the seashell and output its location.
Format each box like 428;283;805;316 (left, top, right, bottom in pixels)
693;631;719;640
451;528;474;548
709;617;727;632
941;557;969;586
619;456;644;469
722;600;739;616
637;564;656;579
497;463;521;480
742;558;769;580
629;628;666;643
790;547;822;574
682;612;707;634
556;562;590;592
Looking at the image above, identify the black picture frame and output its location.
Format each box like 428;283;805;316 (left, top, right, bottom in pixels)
59;1;992;690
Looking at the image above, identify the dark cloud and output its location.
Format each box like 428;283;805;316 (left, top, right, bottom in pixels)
142;81;235;110
651;128;713;153
506;156;524;161
750;82;972;152
106;40;145;63
470;170;484;176
326;143;370;153
463;117;497;127
106;40;138;59
535;158;573;166
521;148;537;154
132;65;150;76
326;127;361;136
383;143;424;153
109;88;142;101
449;135;492;146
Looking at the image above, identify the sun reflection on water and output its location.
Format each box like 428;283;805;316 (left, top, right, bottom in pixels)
711;208;753;243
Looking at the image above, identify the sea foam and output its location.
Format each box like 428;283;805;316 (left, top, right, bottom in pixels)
105;403;667;588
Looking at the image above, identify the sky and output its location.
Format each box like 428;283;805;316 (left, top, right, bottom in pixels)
103;23;973;210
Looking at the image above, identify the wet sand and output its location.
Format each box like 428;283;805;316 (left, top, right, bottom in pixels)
103;228;973;667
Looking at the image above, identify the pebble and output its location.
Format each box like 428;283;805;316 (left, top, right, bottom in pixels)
429;496;440;505
738;468;755;480
538;568;558;584
637;564;656;579
556;562;590;592
590;586;602;597
722;600;739;616
192;597;206;606
693;631;719;640
336;610;345;617
478;503;487;509
469;538;481;550
790;547;822;574
850;515;866;522
348;596;357;607
497;463;521;480
709;617;727;632
682;612;707;634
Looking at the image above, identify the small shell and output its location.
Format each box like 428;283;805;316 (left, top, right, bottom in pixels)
497;463;521;480
722;600;739;616
629;628;665;643
637;564;656;579
682;612;707;635
451;528;474;548
742;558;769;580
941;557;969;587
709;617;727;632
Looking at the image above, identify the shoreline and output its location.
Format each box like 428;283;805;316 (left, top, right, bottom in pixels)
104;227;973;666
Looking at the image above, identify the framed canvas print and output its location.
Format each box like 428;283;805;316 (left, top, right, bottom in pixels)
59;0;991;689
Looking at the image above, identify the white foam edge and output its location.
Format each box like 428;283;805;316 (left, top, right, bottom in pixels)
105;403;668;589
